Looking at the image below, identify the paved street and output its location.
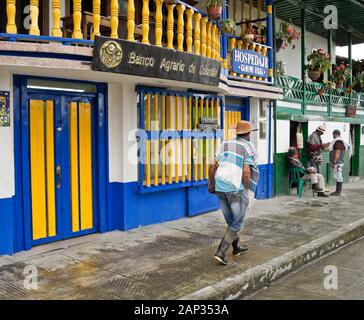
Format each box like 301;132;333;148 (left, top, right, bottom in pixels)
249;237;364;300
1;181;364;299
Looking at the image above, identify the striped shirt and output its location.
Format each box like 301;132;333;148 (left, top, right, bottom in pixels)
215;137;259;193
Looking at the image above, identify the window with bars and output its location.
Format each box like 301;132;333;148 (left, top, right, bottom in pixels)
136;86;223;192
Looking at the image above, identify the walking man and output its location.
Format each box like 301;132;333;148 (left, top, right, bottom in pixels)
329;129;351;196
307;124;330;173
213;120;259;265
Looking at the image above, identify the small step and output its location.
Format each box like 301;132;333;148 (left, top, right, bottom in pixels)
349;176;361;183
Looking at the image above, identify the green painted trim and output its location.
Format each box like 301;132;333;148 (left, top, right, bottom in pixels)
301;8;306;115
276;112;364;124
276;107;303;114
328;29;333;116
352;125;361;176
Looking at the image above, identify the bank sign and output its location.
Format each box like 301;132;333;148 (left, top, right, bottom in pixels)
232;49;269;78
92;36;221;86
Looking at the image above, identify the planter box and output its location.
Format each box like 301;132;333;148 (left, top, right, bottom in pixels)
346;105;357;117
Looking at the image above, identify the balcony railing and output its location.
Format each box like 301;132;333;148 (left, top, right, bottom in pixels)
276;75;364;111
1;0;222;61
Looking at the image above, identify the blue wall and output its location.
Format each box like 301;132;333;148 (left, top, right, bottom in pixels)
0;197;14;255
256;163;274;200
108;182;220;231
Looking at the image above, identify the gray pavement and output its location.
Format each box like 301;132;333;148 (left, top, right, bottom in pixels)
1;181;364;300
248;237;364;300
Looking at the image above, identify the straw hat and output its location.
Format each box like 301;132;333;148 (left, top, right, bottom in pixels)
235;120;258;135
316;123;326;134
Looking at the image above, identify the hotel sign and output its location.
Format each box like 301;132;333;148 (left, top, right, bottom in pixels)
92;36;221;86
232;49;269;78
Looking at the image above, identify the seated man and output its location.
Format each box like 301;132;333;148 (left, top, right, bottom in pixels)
287;147;329;198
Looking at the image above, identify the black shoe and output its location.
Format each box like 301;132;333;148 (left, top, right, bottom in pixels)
232;237;249;256
214;229;237;265
214;254;231;265
317;192;329;198
330;192;341;197
331;182;342;196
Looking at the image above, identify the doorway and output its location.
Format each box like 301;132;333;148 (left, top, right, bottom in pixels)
14;77;108;250
350;124;361;177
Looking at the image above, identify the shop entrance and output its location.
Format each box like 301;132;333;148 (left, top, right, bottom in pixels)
26;94;97;244
289;121;308;165
350;124;361;177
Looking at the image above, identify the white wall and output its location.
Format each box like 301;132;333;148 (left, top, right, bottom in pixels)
275;18;336;79
250;98;273;165
276;119;290;153
0;70;15;199
308;121;351;145
108;82;138;183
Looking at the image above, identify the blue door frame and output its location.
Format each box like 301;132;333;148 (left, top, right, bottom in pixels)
13;76;108;251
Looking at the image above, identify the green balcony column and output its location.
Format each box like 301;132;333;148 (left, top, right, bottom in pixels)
301;8;306;114
348;32;353;105
328;29;333;116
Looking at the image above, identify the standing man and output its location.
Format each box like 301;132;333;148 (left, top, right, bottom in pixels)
213;121;259;265
307;124;330;173
330;129;351;196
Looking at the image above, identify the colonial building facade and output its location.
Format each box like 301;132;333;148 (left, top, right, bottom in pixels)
0;0;363;255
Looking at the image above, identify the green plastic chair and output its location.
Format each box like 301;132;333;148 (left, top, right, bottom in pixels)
288;167;315;198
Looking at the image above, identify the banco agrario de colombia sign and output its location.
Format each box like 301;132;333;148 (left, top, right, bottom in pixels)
232;49;268;78
92;36;221;86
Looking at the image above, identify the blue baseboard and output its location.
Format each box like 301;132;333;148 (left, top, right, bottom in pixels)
0;197;14;255
256;163;274;200
109;182;188;231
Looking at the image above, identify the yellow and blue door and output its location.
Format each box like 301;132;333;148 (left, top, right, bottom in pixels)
26;94;98;244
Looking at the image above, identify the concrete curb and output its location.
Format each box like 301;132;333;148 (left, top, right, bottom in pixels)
179;217;364;300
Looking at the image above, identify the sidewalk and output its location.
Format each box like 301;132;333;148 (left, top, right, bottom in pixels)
1;181;364;300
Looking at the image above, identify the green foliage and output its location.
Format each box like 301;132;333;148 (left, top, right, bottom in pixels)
206;0;224;7
220;19;237;34
306;49;332;73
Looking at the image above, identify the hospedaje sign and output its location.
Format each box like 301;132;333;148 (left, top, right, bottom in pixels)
232;49;269;78
92;36;221;86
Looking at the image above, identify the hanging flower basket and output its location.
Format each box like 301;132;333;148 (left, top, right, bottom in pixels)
276;38;284;52
207;6;222;18
220;19;237;34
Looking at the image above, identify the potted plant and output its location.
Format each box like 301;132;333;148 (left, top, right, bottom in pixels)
275;21;300;52
305;49;332;82
220;19;236;34
206;0;223;19
332;62;351;88
276;60;286;76
353;71;364;92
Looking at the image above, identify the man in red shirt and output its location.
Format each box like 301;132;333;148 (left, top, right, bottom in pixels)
330;130;347;196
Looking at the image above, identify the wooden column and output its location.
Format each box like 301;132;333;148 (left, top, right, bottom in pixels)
29;0;40;35
6;0;17;34
127;0;135;41
186;8;193;53
141;0;150;44
51;0;62;37
92;0;101;39
155;0;163;47
193;13;201;55
72;0;83;39
177;4;185;51
110;0;119;38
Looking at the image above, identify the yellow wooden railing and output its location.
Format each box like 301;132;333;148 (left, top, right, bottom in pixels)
4;0;222;62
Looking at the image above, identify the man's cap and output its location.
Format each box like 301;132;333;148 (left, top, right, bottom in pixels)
316;123;326;133
333;129;341;136
235;120;258;135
